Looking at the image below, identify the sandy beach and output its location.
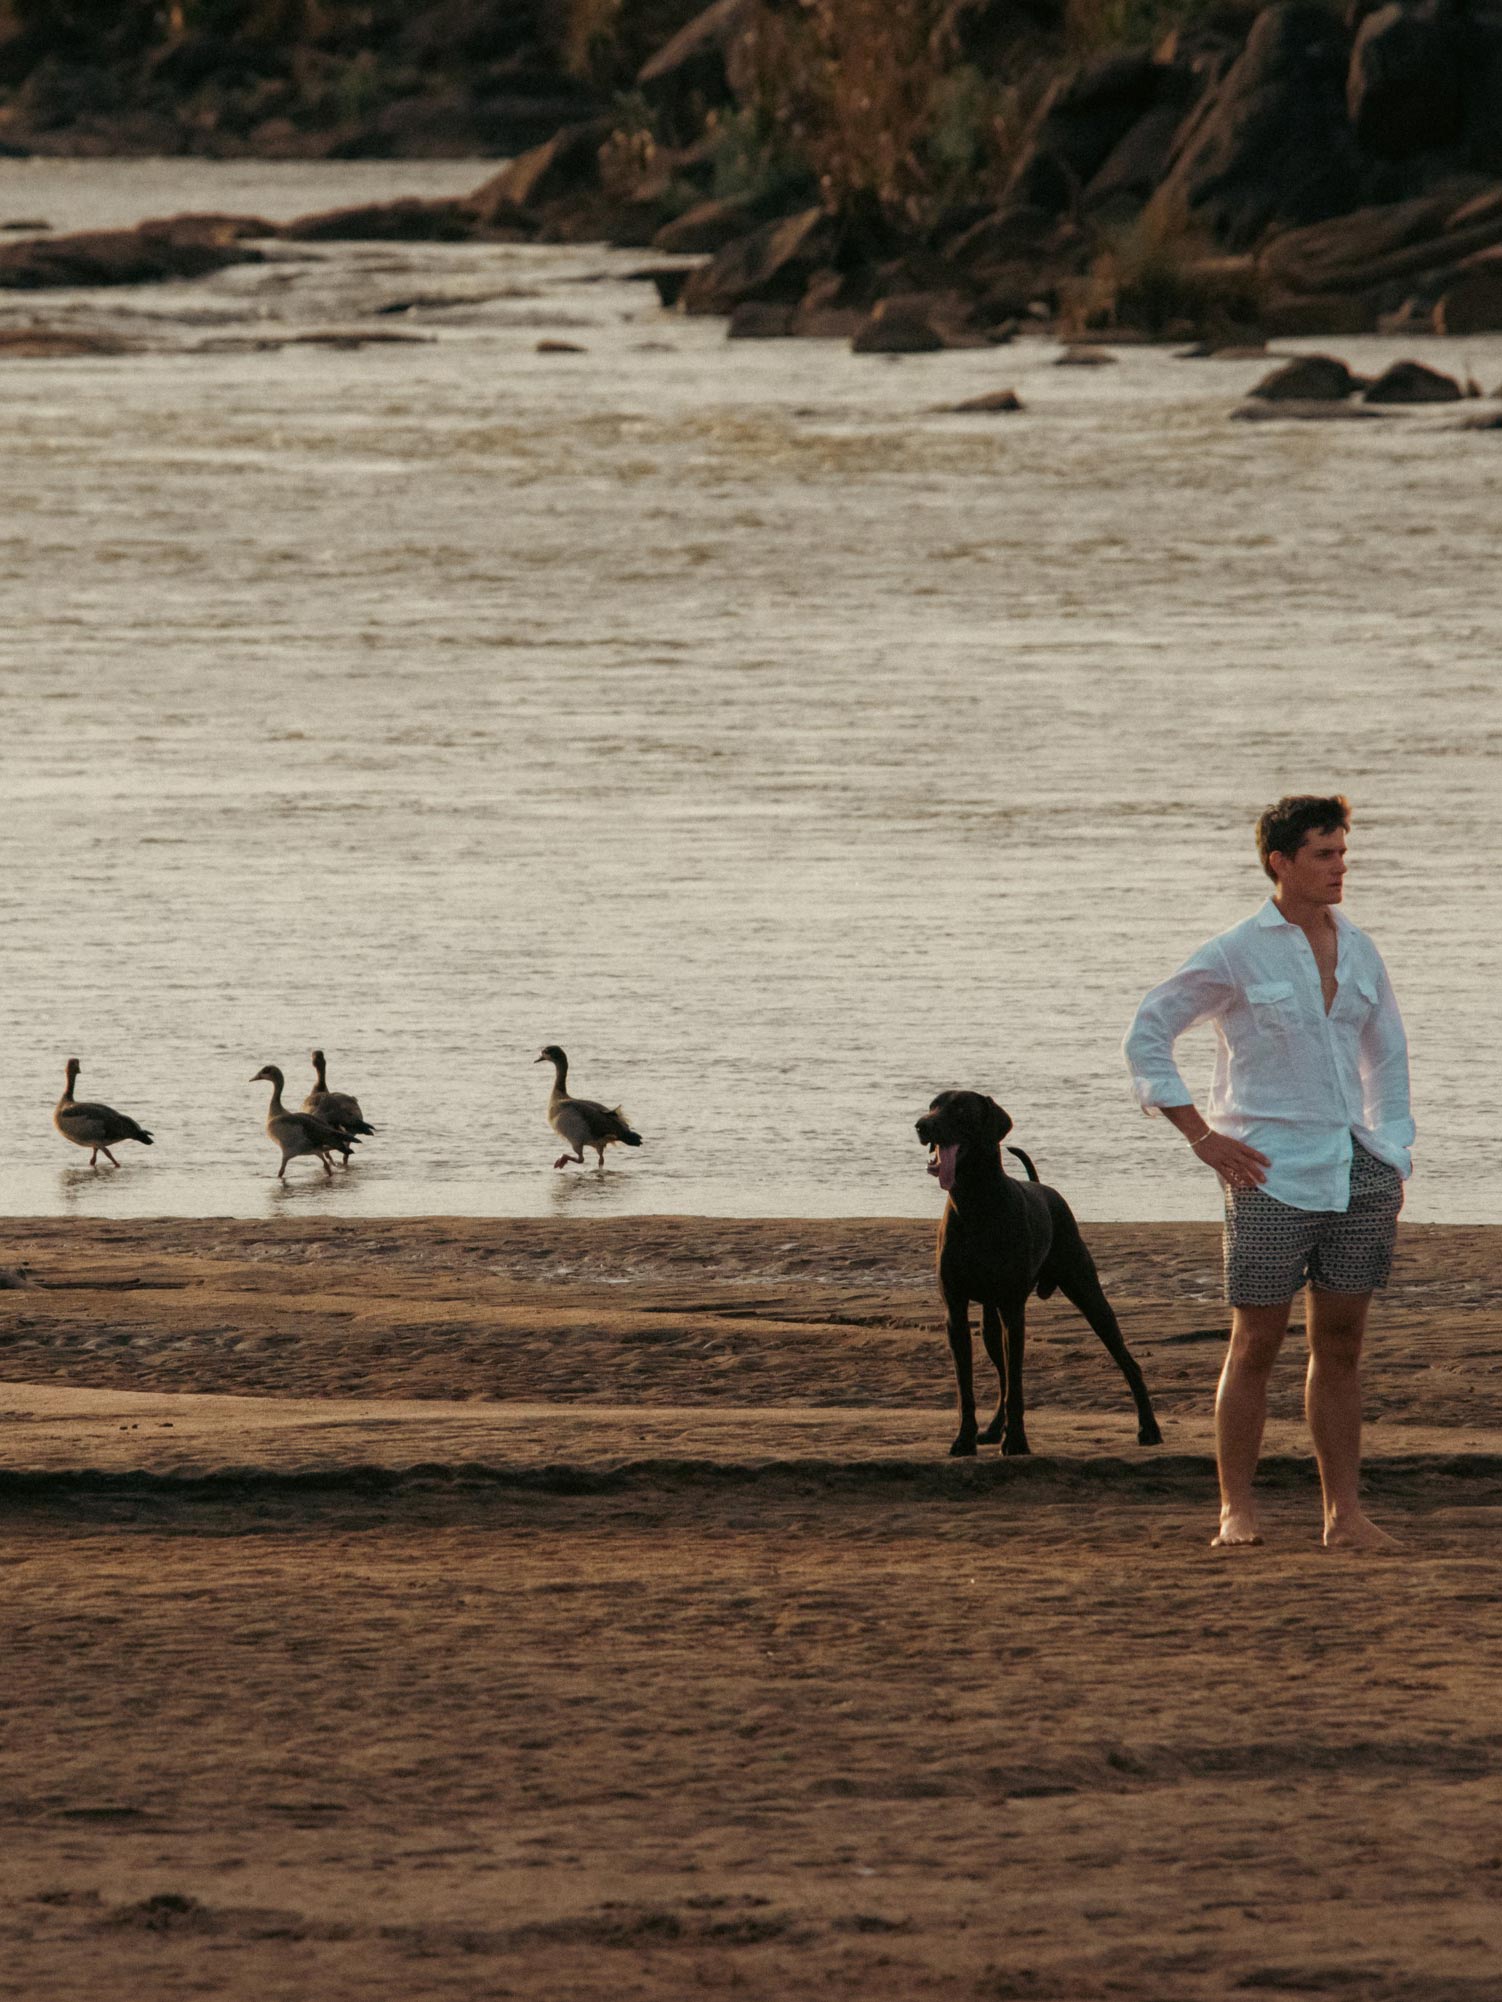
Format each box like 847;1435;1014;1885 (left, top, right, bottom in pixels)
2;1215;1500;1999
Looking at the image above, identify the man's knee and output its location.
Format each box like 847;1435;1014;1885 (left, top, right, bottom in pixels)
1228;1302;1292;1374
1308;1287;1372;1364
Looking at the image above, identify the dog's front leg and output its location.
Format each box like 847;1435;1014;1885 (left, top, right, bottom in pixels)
1000;1302;1030;1456
977;1304;1007;1446
945;1297;978;1457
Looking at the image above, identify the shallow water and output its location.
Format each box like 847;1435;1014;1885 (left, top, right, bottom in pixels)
3;158;1500;1223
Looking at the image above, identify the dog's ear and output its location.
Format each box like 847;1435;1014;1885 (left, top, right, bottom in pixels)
985;1098;1013;1143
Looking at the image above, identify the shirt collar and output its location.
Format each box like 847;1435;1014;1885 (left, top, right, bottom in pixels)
1255;897;1351;931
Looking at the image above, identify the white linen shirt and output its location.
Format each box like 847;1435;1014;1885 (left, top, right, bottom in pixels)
1123;900;1414;1213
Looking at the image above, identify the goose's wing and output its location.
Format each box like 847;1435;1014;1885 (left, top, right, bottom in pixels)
572;1096;635;1143
284;1108;356;1150
303;1087;373;1134
58;1099;152;1144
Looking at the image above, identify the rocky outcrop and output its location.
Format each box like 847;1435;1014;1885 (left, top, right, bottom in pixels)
0;218;263;289
1147;3;1364;248
1434;249;1502;329
281;199;482;243
0;0;608;159
636;0;758;143
1003;54;1165;213
1347;1;1464;159
680;207;842;315
1256;182;1502;325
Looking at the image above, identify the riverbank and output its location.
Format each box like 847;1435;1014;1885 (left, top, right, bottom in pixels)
3;1217;1501;1999
5;3;1502;341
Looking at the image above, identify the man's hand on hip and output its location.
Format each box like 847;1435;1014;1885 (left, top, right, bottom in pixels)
1189;1130;1272;1190
1160;1104;1272;1190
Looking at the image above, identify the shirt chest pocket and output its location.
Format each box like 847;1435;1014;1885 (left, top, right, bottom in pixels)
1335;971;1381;1024
1245;979;1298;1031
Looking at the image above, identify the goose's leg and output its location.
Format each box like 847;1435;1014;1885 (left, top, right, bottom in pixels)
554;1147;585;1169
102;1146;120;1167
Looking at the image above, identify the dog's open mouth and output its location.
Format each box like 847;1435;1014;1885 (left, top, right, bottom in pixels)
927;1143;959;1191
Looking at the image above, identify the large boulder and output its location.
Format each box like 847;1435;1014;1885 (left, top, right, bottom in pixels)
1147;3;1363;248
1003;53;1166;214
680;207;839;314
468;120;610;224
1082;61;1208;218
1347;1;1464;159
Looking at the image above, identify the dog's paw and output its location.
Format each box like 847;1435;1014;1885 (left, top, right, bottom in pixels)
977;1422;1003;1447
1139;1421;1164;1447
1000;1435;1031;1457
948;1436;978;1459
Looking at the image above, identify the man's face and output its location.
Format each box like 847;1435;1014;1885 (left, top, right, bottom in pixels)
1272;825;1348;904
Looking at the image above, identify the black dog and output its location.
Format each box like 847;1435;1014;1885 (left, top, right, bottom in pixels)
915;1090;1163;1458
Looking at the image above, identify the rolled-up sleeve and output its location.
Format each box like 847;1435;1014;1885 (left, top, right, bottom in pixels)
1359;951;1415;1148
1123;944;1235;1115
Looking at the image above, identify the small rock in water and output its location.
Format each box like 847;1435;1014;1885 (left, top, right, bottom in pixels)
536;338;586;353
1249;354;1362;401
943;389;1023;413
1361;359;1463;404
2;218;50;232
1055;345;1116;366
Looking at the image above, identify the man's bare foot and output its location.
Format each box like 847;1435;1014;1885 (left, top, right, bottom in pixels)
1323;1511;1401;1553
1211;1506;1263;1548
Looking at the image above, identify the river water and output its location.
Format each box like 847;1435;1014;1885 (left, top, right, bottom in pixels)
2;158;1499;1224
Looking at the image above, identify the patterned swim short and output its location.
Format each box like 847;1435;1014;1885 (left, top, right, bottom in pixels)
1222;1142;1404;1308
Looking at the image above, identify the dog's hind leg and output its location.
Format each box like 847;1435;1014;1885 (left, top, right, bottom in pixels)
944;1294;979;1458
977;1305;1011;1448
1052;1253;1163;1447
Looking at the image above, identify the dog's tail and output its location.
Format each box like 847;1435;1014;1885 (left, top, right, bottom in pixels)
1006;1146;1039;1182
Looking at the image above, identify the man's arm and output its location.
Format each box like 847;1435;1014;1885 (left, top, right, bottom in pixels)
1124;947;1272;1188
1359;949;1415;1157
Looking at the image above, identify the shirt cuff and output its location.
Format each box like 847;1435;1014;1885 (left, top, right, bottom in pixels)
1131;1077;1194;1117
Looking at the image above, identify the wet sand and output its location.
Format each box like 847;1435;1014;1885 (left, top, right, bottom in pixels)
3;1216;1501;2000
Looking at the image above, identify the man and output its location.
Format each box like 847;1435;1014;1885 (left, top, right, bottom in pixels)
1123;795;1413;1551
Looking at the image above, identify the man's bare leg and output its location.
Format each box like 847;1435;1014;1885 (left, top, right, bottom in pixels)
1306;1287;1400;1552
1212;1301;1292;1546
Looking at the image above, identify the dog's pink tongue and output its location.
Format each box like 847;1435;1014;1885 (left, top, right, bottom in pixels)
929;1144;959;1191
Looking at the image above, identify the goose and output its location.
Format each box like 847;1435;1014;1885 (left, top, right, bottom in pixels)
303;1048;375;1151
53;1057;154;1167
535;1045;643;1169
251;1063;358;1178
